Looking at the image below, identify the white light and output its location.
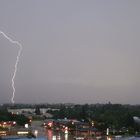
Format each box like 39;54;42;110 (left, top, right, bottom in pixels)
17;131;29;135
52;136;56;140
106;128;109;136
65;127;68;134
65;133;68;140
25;124;29;128
34;130;38;137
13;121;16;125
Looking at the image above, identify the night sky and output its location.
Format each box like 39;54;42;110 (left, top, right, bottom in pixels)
0;0;140;104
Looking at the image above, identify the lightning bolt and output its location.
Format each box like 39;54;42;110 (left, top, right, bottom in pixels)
0;31;22;104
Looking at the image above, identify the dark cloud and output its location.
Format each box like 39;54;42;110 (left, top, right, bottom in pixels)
0;0;140;104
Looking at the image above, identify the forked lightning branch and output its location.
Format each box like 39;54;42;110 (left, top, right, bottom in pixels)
0;31;22;104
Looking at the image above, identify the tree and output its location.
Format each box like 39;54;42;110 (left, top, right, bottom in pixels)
35;106;41;115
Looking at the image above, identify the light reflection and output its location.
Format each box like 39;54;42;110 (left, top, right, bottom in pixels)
46;130;70;140
47;130;53;140
65;133;68;140
52;136;57;140
34;130;38;137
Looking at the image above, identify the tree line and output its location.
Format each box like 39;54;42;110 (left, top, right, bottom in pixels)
47;103;140;133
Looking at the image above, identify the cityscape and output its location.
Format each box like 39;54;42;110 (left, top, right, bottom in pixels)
0;103;140;139
0;0;140;140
